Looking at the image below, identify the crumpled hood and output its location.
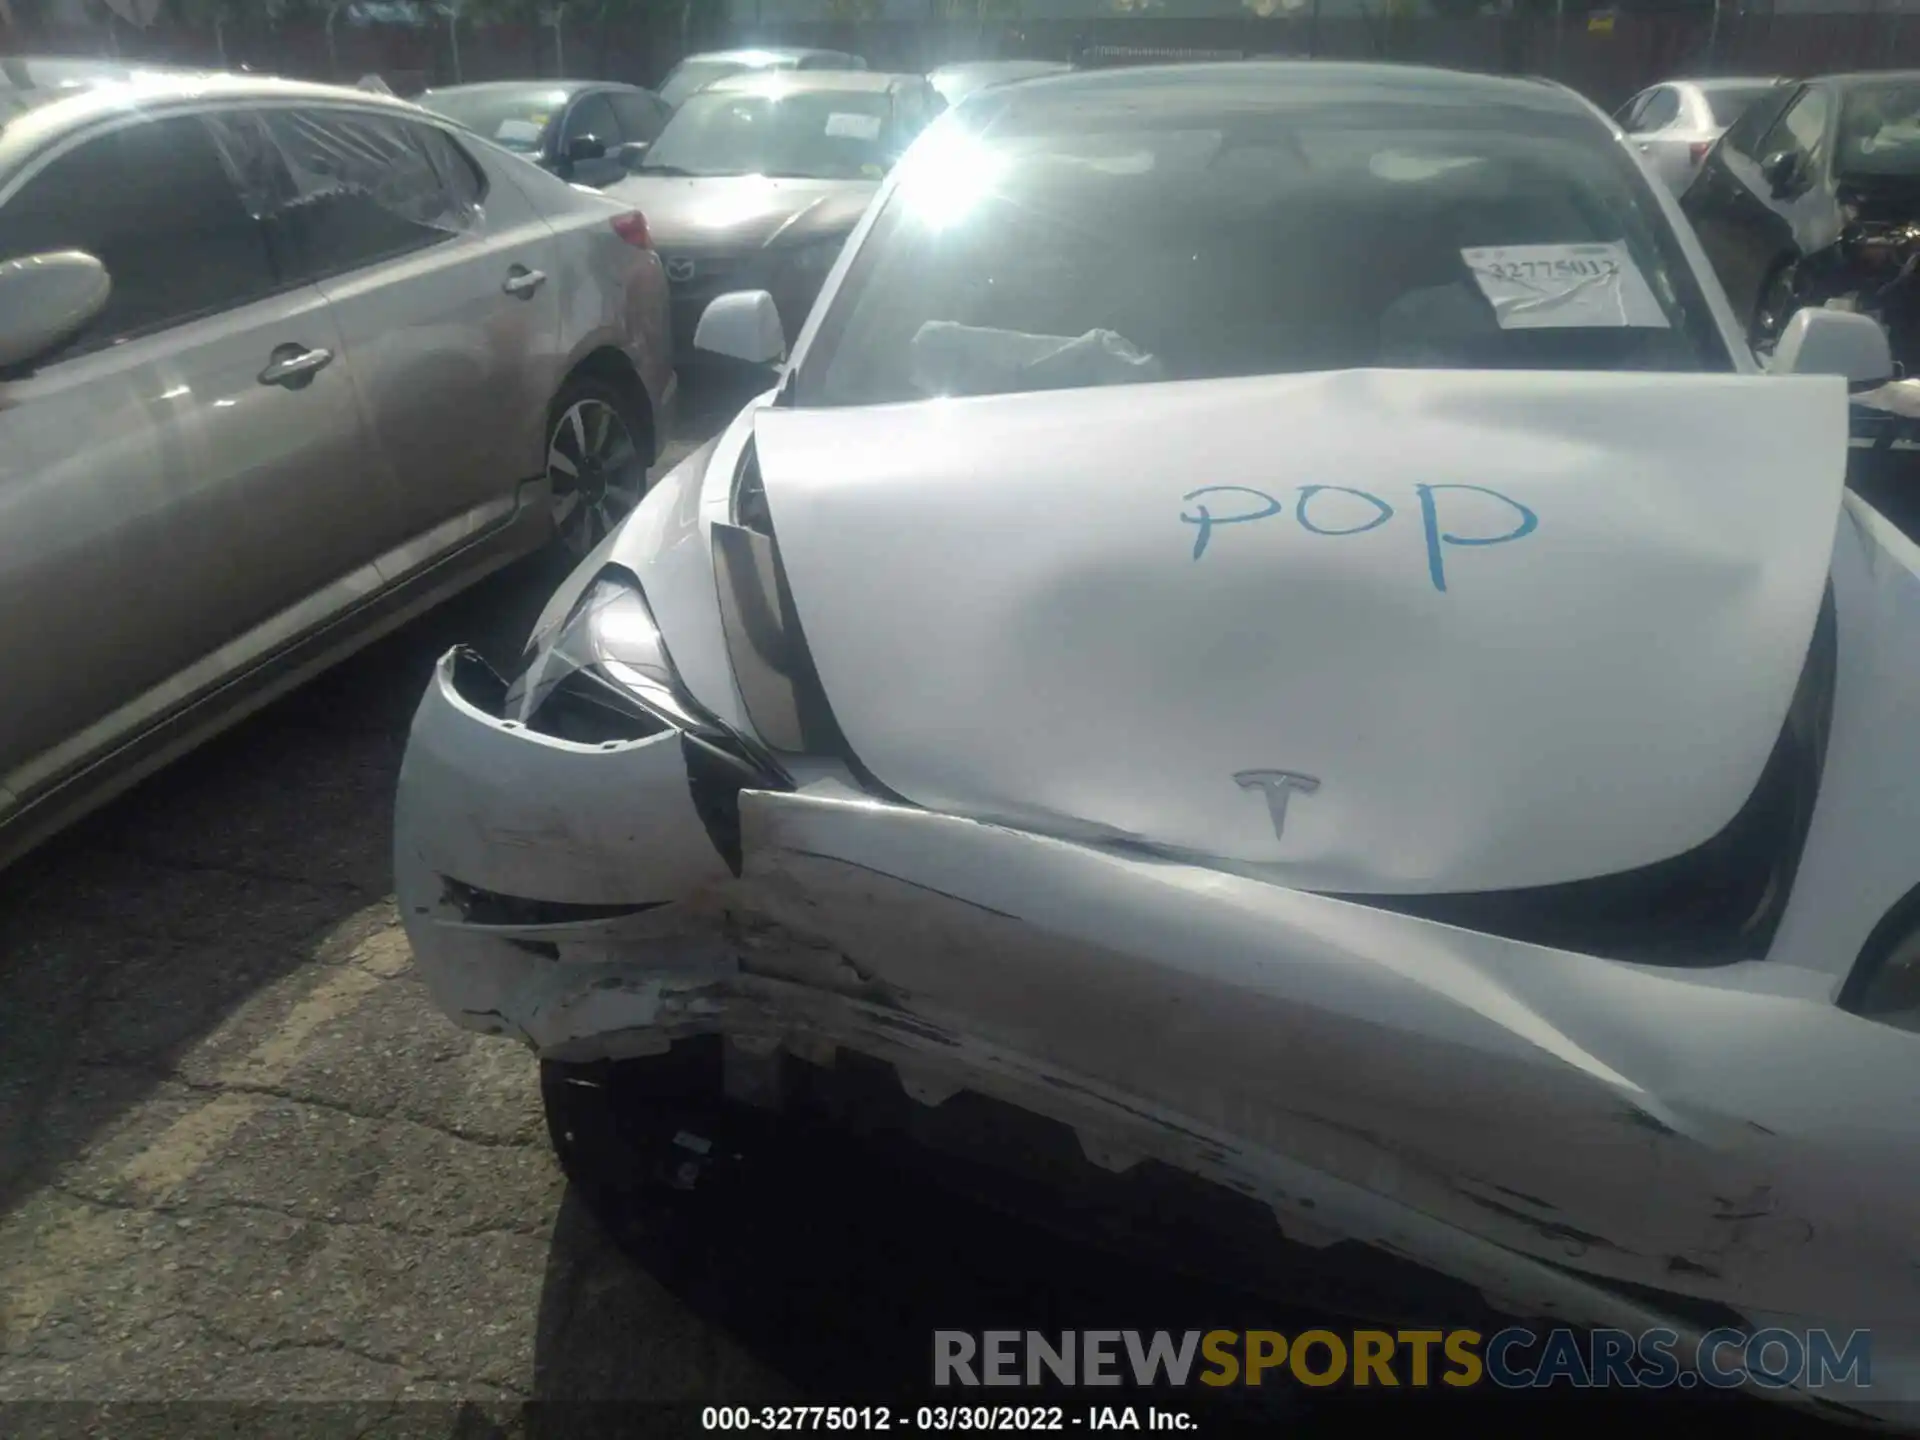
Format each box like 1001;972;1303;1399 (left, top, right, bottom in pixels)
602;174;876;252
750;368;1847;895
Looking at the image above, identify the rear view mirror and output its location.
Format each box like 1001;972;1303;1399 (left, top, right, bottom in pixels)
694;290;787;366
567;134;607;163
0;250;110;371
615;140;651;171
1761;149;1801;195
1769;305;1895;387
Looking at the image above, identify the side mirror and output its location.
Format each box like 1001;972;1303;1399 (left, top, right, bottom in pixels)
0;250;111;371
615;140;651;171
1768;305;1895;387
1760;149;1801;196
567;134;607;163
694;290;787;366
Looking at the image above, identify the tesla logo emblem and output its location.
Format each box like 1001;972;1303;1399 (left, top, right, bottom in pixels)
665;257;696;283
1235;770;1320;840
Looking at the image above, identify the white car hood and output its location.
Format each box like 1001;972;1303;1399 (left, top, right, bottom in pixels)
752;369;1846;894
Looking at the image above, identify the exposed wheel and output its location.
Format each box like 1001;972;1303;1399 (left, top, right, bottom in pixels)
540;1040;765;1256
545;375;652;557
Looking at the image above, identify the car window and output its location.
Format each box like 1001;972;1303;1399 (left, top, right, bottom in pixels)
562;92;621;150
1614;90;1651;129
1703;83;1779;129
0;112;278;359
1721;83;1795;159
416;85;567;155
799;107;1733;407
609;88;668;142
1836;79;1920;179
262;108;482;283
660;59;753;109
1637;87;1681;131
641;88;895;179
418;125;488;208
1761;86;1831;165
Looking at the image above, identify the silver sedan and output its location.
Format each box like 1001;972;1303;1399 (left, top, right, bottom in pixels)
0;70;675;868
1615;76;1787;195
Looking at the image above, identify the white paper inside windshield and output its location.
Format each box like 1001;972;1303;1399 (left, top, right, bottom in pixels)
495;118;544;144
825;112;881;140
1461;242;1670;329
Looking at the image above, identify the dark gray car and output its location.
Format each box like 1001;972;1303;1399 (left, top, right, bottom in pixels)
608;69;945;352
417;79;673;188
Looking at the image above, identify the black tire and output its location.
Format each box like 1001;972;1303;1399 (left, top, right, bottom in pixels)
540;1040;768;1257
543;373;654;558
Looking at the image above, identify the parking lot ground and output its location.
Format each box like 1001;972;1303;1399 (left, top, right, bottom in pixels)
0;374;1866;1438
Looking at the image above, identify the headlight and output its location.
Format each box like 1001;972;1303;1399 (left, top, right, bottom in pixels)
785;235;847;276
512;573;702;735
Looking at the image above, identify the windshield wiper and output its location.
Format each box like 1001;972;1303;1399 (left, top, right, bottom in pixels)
638;162;701;177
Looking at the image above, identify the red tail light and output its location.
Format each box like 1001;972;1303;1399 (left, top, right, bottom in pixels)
611;211;652;249
1690;140;1713;164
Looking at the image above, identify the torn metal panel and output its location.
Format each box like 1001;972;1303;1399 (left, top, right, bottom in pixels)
729;790;1917;1322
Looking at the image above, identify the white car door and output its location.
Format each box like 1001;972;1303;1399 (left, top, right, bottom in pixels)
260;104;565;553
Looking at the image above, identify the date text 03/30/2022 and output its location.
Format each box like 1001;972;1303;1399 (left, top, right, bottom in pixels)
701;1407;1195;1432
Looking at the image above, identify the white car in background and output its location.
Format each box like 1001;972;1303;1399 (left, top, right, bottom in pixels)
396;61;1919;1425
1615;75;1788;194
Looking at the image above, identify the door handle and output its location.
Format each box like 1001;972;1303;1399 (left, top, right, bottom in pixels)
503;267;548;297
258;345;333;388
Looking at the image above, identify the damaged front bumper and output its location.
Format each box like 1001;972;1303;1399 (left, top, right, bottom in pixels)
395;646;1919;1428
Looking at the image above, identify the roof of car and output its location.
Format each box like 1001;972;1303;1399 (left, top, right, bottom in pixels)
1670;75;1788;88
930;59;1070;76
1809;69;1920;86
701;69;918;98
681;48;849;65
0;69;436;178
419;78;647;99
964;60;1601;121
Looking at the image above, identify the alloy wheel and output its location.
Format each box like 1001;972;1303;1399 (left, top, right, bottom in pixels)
548;398;646;557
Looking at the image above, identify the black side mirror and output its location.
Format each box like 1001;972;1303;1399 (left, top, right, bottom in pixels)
1761;149;1802;196
567;134;607;163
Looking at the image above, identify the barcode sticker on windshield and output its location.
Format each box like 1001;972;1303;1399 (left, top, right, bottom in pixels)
824;112;882;140
1461;242;1670;329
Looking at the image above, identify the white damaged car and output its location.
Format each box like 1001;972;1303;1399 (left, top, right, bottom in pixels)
394;62;1920;1424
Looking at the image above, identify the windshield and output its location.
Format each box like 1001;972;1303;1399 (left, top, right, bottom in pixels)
416;86;567;154
1704;83;1779;128
798;99;1731;407
1838;80;1920;179
661;59;770;109
641;87;892;179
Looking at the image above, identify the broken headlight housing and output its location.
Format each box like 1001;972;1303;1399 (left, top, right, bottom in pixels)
509;571;706;741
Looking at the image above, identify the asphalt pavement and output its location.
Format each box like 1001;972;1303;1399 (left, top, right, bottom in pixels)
0;372;1866;1439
